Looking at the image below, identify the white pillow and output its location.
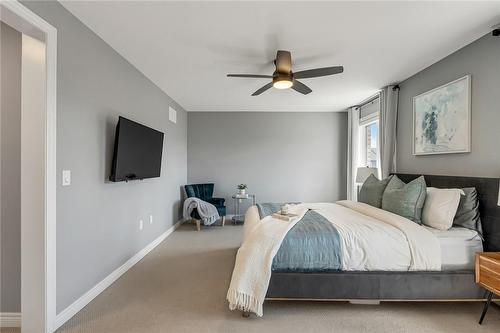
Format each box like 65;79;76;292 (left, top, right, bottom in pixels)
422;187;463;230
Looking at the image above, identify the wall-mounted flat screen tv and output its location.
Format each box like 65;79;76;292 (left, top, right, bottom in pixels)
109;116;164;182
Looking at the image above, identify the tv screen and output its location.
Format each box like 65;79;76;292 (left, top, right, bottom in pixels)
109;116;164;182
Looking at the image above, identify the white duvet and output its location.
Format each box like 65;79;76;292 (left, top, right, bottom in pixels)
227;200;441;316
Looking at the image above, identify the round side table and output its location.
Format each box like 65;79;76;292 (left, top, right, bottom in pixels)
231;194;256;224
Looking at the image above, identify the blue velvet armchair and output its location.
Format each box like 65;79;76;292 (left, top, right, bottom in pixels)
184;183;226;230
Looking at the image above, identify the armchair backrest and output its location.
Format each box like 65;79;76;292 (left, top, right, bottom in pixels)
184;183;214;201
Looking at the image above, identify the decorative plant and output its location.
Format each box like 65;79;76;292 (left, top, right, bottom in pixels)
237;184;247;190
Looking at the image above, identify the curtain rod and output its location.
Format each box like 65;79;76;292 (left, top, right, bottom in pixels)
349;95;380;110
347;85;400;110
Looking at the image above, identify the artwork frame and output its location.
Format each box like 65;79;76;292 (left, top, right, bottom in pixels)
412;75;471;156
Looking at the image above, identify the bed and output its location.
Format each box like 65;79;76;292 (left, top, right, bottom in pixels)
227;173;500;316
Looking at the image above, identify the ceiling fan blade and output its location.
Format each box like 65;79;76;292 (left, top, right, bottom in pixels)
227;74;273;78
292;80;312;95
252;82;273;96
275;50;292;73
293;66;344;79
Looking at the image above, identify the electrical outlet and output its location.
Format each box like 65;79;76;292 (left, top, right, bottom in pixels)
149;215;153;224
139;220;144;231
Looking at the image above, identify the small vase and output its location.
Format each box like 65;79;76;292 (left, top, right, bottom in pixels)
238;189;246;195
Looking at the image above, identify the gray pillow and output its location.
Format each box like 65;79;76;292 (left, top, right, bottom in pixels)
359;174;393;208
453;187;483;235
382;175;427;224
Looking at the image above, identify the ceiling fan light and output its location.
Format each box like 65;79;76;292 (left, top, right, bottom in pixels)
273;79;293;89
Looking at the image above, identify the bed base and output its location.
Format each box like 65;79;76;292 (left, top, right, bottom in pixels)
266;270;490;301
266;298;499;302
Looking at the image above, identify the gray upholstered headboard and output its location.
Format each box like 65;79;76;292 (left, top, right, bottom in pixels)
394;173;500;252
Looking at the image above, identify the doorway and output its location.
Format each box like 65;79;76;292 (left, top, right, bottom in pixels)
0;1;56;332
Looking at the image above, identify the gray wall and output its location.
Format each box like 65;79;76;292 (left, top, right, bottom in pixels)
22;1;187;313
0;22;22;313
397;33;500;177
188;112;347;212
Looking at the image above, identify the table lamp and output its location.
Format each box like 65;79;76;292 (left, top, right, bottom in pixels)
356;167;378;184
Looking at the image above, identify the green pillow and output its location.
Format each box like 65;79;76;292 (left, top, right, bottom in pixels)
359;174;393;208
382;175;427;224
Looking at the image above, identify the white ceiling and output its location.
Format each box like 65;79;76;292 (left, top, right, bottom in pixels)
60;1;500;112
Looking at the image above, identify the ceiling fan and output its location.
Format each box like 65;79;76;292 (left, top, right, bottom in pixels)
227;50;343;96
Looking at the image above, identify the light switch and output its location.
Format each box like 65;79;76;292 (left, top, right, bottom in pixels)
62;170;71;186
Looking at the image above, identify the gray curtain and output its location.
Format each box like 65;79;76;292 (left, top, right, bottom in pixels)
378;86;399;179
347;107;360;201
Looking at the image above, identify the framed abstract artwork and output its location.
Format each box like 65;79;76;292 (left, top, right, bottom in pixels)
413;75;471;155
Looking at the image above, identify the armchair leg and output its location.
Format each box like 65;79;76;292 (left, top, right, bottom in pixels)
194;219;201;232
222;216;226;227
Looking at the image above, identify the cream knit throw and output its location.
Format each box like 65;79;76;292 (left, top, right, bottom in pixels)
226;204;308;316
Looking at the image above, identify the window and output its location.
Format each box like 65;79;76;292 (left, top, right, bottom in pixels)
358;97;380;169
361;120;379;168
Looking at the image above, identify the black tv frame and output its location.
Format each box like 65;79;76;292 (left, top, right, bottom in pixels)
109;116;164;182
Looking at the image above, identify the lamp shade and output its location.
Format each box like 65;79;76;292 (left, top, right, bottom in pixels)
356;167;378;184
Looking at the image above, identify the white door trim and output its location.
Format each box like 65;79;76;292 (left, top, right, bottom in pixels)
0;1;57;332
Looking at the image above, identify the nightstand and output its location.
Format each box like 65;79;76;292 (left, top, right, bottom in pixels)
475;252;500;324
231;194;256;224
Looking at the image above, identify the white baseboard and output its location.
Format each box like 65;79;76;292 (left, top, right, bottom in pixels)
0;312;21;328
54;220;182;330
349;300;380;305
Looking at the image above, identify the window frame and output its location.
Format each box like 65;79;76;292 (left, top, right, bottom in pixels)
358;113;380;169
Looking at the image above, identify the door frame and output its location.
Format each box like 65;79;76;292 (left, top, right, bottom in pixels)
0;1;57;332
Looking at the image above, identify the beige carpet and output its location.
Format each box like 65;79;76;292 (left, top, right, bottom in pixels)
18;223;499;332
